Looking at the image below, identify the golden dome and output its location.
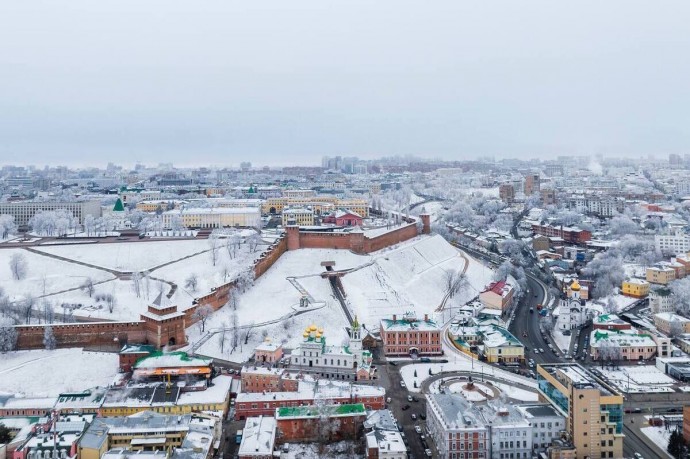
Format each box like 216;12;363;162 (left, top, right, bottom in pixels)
303;332;309;338
315;332;322;339
310;324;317;331
571;280;581;291
318;328;324;334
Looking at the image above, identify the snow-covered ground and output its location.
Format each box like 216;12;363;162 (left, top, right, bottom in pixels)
0;248;115;301
33;239;212;271
599;365;677;393
399;359;537;394
342;235;494;329
0;348;119;397
552;330;572;353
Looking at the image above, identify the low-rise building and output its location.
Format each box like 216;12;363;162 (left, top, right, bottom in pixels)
365;430;407;459
238;416;276;459
479;281;515;313
589;329;658;361
649;287;674;314
646;266;676;285
234;379;385;420
654;312;690;335
275;403;366;443
379;313;442;357
253;340;283;364
592;314;632;331
621;279;650;298
281;207;315;226
162;207;261;229
514;404;567;455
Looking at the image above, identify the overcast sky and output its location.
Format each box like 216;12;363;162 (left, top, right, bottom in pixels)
1;1;689;167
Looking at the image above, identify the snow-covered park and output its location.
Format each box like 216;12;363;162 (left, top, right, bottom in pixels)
0;348;119;397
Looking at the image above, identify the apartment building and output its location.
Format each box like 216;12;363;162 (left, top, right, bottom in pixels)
536;364;624;459
281;207;315;226
649;287;674;314
621;279;650;298
161;207;260;229
0;200;102;225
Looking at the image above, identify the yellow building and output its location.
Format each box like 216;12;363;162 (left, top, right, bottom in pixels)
621;279;650;298
161;207;260;229
79;411;217;459
646;266;676;285
99;376;232;418
281;207;315;226
481;326;524;363
537;364;624;459
262;196;368;217
136;200;187;212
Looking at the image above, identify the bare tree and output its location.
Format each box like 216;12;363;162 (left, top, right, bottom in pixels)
231;311;239;352
185;273;199;293
208;234;220;266
131;271;142;298
41;300;55;324
669;320;684;338
226;234;241;259
82;277;95;298
443;270;467;299
19;294;35;324
104;294;116;313
217;322;228;353
43;326;57;350
243;321;257;345
248;232;262;253
9;253;28;280
192;304;214;332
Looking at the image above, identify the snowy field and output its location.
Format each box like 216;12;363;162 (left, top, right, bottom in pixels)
0;248;115;300
13;237;268;322
342;235;494;329
0;348;119;397
599;365;677;393
34;239;212;271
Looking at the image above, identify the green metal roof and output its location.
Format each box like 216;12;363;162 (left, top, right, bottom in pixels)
276;403;365;419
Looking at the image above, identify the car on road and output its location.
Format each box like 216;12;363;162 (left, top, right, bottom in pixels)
419;413;426;420
420;357;431;363
634;453;643;459
411;414;417;420
414;425;422;434
402;404;410;411
386;397;392;403
425;449;433;457
539;348;544;353
400;381;406;388
533;349;539;354
389;361;397;366
408;395;413;402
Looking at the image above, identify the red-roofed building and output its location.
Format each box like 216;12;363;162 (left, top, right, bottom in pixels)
479;281;515;313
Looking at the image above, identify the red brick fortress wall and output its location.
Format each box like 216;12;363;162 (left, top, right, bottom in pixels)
15;321;147;350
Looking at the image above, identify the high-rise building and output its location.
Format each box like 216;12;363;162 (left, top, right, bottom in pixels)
537;363;624;458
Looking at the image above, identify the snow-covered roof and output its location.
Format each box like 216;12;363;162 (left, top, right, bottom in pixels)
238;416;276;457
134;352;211;369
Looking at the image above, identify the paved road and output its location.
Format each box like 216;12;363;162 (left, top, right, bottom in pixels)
623;412;672;458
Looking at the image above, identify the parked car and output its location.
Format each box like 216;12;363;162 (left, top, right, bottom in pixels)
425;449;433;457
386;397;392;403
412;396;419;402
414;425;422;434
411;414;417;420
420;357;431;363
420;413;426;420
400;381;406;388
389;361;397;366
402;404;411;411
408;395;413;402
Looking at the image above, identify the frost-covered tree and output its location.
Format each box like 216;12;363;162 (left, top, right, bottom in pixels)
608;213;639;236
248;232;262;253
0;319;18;352
83;215;97;237
236;268;255;294
131;271;142;298
0;215;17;239
43;326;57;350
9;253;28;280
582;253;625;299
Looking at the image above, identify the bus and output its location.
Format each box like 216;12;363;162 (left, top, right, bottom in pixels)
235;430;243;444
